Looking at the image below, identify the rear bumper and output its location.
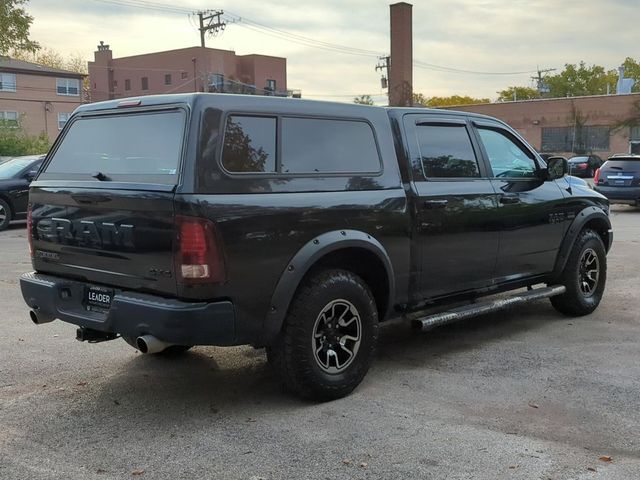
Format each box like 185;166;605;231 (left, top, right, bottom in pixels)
20;272;237;346
594;186;640;204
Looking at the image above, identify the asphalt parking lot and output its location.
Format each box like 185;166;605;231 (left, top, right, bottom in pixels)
1;205;639;480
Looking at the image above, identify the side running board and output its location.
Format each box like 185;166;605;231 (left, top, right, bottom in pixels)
410;285;566;331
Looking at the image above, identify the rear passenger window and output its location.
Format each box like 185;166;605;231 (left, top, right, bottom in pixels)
281;117;380;174
415;125;480;178
222;115;276;173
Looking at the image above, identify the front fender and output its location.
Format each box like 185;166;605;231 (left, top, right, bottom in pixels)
261;229;395;344
552;206;612;279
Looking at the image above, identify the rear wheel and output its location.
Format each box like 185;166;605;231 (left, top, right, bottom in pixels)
550;229;606;316
121;335;192;354
0;199;12;231
267;269;378;401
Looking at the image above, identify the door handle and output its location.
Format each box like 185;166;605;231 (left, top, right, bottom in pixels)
499;195;520;205
423;199;448;209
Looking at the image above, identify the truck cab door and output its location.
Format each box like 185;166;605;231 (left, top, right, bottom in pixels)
403;115;501;299
471;120;569;282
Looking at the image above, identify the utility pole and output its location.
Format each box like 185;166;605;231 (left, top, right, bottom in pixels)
375;55;390;92
197;10;226;48
531;67;556;95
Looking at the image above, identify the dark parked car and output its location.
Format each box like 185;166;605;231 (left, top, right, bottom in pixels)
20;94;612;400
594;154;640;206
567;154;603;177
0;155;45;231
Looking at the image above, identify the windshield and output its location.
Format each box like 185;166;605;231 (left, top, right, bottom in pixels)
0;158;36;179
41;109;186;184
568;156;588;162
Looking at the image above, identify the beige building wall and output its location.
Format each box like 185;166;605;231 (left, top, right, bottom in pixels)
0;71;83;142
446;93;640;158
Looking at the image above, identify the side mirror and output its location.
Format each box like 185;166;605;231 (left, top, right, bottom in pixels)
546;156;568;180
24;171;37;182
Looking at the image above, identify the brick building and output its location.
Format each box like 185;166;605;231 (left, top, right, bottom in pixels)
88;42;288;102
0;57;85;141
447;93;640;158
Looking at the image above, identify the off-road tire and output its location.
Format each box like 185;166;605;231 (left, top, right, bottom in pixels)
550;228;606;316
267;269;379;401
122;335;192;354
0;199;12;231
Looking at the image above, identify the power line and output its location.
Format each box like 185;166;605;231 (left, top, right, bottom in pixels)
88;0;550;76
413;60;539;76
91;0;190;14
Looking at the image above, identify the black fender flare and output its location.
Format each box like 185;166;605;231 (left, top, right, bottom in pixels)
262;229;395;344
552;206;612;279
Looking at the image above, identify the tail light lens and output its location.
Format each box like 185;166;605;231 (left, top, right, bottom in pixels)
175;216;226;284
27;204;34;258
594;168;601;184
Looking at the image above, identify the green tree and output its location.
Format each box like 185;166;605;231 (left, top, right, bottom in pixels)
0;0;39;55
0;119;50;156
412;93;490;107
621;57;640;93
353;94;374;105
545;61;618;97
496;86;541;102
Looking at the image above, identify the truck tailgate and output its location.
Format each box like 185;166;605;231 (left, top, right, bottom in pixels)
30;186;177;296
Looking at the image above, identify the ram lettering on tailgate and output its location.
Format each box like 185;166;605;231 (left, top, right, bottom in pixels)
36;218;135;249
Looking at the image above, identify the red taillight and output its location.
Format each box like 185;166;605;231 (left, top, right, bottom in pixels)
27;204;34;258
594;168;601;184
175;216;225;284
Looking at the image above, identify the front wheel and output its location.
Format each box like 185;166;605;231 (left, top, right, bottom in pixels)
267;269;379;401
550;229;606;316
0;199;12;231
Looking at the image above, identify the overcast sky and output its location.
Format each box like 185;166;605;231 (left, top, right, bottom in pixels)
26;0;636;104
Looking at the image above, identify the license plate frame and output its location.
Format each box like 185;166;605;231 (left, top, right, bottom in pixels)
85;286;114;312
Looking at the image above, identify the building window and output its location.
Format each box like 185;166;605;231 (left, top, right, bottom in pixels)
181;71;188;79
265;79;276;94
113;80;118;88
0;73;17;92
164;74;172;85
58;113;71;130
210;73;224;92
56;78;80;96
125;79;131;91
0;111;19;127
141;77;149;90
630;126;640;141
541;126;610;153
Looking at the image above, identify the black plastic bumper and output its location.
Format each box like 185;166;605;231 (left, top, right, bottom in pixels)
594;186;640;204
20;272;237;345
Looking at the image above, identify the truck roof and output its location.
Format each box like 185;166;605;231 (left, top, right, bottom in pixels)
73;93;499;123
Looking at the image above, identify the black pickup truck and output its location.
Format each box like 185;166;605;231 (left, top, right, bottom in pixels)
20;94;612;400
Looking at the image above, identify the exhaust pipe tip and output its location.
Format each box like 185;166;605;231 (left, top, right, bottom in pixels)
30;309;54;325
136;335;172;354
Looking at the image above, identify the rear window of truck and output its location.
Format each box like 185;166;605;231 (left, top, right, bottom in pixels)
40;110;186;184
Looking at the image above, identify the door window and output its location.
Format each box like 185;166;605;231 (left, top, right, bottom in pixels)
477;128;538;178
415;124;480;179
